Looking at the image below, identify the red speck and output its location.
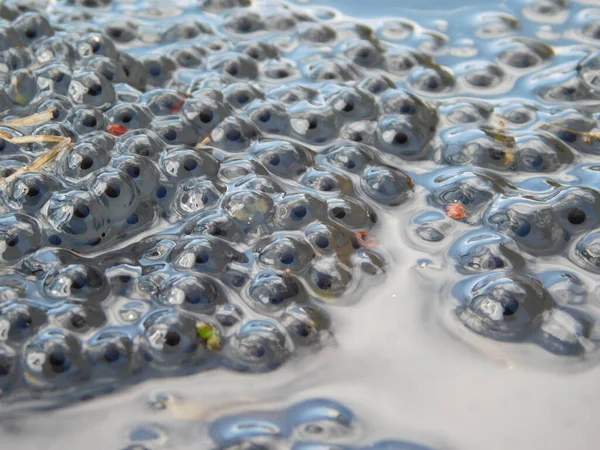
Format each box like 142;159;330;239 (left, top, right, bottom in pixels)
106;124;127;136
446;203;468;220
170;99;185;114
355;231;378;249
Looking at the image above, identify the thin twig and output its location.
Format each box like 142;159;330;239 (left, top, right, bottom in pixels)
9;135;66;145
0;137;72;186
0;108;56;128
0;108;71;187
28;138;72;172
541;123;600;141
194;135;212;151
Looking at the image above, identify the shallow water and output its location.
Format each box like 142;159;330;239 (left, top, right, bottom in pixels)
7;218;600;450
291;0;493;17
1;0;600;448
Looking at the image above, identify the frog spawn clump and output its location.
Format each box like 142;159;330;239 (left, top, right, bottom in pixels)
1;0;600;404
0;5;422;401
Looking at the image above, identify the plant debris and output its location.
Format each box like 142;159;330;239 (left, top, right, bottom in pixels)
355;231;379;249
196;321;222;352
194;135;212;151
106;124;128;136
0;108;72;186
446;202;468;220
0;108;57;127
541;123;600;144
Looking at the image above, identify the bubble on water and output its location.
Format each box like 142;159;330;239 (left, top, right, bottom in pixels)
118;302;146;323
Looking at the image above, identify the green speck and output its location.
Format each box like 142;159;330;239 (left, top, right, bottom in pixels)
197;321;221;351
197;322;213;340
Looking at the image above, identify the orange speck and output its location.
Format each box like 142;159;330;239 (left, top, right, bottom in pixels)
170;99;185;114
584;136;592;145
355;231;378;249
106;124;128;136
446;202;468;220
176;89;193;99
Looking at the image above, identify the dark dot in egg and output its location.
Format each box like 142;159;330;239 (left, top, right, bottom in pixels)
74;204;90;218
315;235;329;249
183;159;198;171
105;183;121;198
280;251;294;265
568;208;586;225
5;235;19;247
80;156;94;170
164;330;180;347
332;207;346;219
26;186;40;198
394;132;408;144
199;110;213;123
292;205;308;220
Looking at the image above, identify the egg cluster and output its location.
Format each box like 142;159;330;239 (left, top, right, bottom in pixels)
1;0;600;405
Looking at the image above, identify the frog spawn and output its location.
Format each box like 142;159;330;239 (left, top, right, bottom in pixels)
203;398;437;449
0;0;600;407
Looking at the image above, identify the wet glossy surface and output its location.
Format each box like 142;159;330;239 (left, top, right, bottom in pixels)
1;0;600;449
